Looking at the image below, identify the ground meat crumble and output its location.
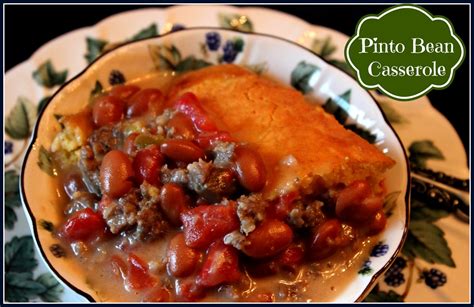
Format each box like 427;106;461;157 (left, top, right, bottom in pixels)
212;141;235;168
288;200;325;228
236;194;267;235
101;182;169;241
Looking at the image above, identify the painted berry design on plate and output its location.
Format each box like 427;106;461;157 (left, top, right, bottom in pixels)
371;242;389;257
170;23;186;32
384;258;407;288
205;32;221;51
384;272;405;287
422;268;447;289
222;40;238;63
5;141;13;154
109;70;126;85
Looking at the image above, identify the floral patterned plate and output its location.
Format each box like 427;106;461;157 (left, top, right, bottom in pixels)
5;5;469;303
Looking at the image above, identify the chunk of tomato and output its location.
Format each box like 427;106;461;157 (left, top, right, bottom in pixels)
143;287;171;302
62;208;106;241
276;244;305;272
127;253;156;290
196;131;234;149
110;84;140;100
197;241;241;287
268;190;299;220
175;277;205;302
180;203;239;249
174;92;217;132
309;219;352;260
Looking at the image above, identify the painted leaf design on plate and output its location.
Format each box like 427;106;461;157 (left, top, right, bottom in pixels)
290;61;320;94
5;236;64;302
148;44;182;70
85;24;158;64
5;96;37;140
312;36;337;58
245;62;268;75
130;23;158;41
383;190;401;216
175;56;212;73
377;100;407;124
85;37;109;64
37;96;52;114
408;140;444;168
218;13;253;32
402;221;455;268
89;80;104;104
6;272;46;302
32;60;68;88
5;170;21;229
321;90;378;143
358;260;372;275
5;236;38;273
410;199;450;222
37;145;56;176
323;89;351;124
328;59;355;77
36;273;64;302
364;288;403;302
345;124;377;144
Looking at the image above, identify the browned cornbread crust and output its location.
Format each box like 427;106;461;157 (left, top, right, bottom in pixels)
167;64;395;197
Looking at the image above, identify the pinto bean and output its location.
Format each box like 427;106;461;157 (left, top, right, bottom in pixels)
335;180;382;222
200;168;237;203
167;233;201;278
309;219;350;260
160;183;189;225
126;88;164;118
92;95;125;127
133;145;164;186
99;150;134;198
233;146;266;192
242;219;293;258
63;173;86;199
160;139;205;163
123;133;139;155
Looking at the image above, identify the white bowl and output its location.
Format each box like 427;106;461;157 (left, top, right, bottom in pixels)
20;28;410;302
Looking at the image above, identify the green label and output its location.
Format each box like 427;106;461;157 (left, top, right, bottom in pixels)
345;5;465;101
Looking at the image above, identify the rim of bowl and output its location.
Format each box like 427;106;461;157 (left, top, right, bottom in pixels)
20;26;411;303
